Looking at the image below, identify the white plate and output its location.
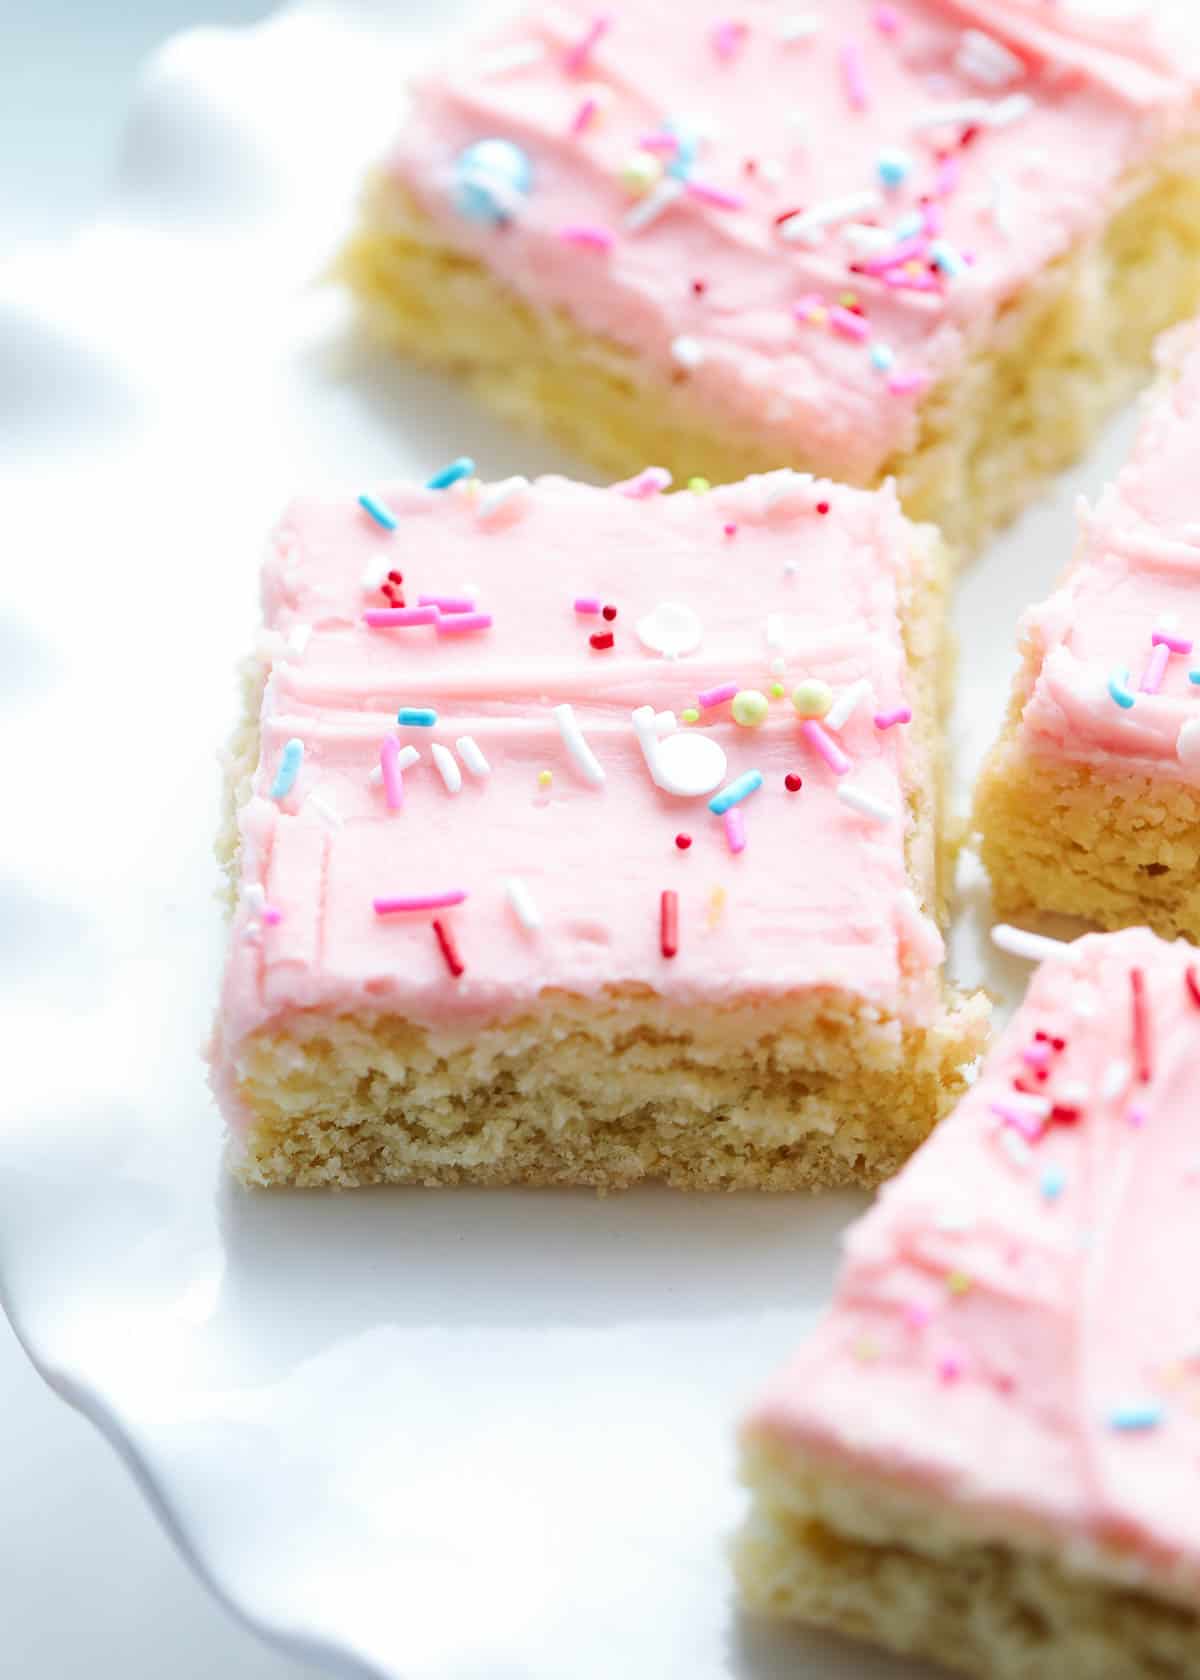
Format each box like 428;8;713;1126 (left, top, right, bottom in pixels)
0;4;1144;1675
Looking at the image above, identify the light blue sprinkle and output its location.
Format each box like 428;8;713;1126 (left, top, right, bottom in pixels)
1107;669;1135;710
892;209;923;241
665;123;700;181
397;707;438;728
270;738;304;800
869;343;895;373
426;456;475;491
453;138;532;224
709;769;764;815
358;492;397;531
877;148;912;190
929;238;967;278
1190;669;1200;684
1108;1401;1164;1432
1039;1164;1066;1202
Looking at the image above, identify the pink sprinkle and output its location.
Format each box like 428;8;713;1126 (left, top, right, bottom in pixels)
1153;627;1194;655
873;3;901;34
698;681;739;709
563;13;610;73
858;235;927;275
685;178;746;211
613;465;671;497
638;132;678;154
724;806;746;853
1140;642;1170;694
904;1302;931;1330
261;904;283;926
937;1352;964;1384
888;369;931;395
829;304;870;342
711;19;746;60
374;890;468;914
934;156;961;198
990;1100;1043;1139
792;291;828;322
380;736;405;811
874;706;912;728
574;596;602;614
801;718;851;775
418;594;475;612
883;270;941;293
723;522;738;537
560;222;615;251
570;96;599;134
1126;1102;1148;1129
840;40;870;111
363;606;439;628
921;201;943;237
1023;1042;1052;1071
435;611;493;635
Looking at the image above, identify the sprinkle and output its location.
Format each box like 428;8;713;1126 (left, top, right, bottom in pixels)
675;832;692;851
374;890;467;914
563;13;610;74
724;522;738;537
358;492;397;530
270;738;304;800
791;678;834;718
1100;1059;1131;1102
432;918;464;978
999;1128;1034;1170
912;94;1030;132
1187;966;1200;1008
560;222;615;251
840;40;869;110
570;95;600;134
874;706;912;729
553;701;606;786
477;475;531;525
929;238;967;278
1108;667;1136;709
430;742;463;794
436;611;493;635
625;176;684;232
724;806;747;853
537;769;553;789
826;678;872;732
946;1270;972;1297
956;28;1025;88
873;3;900;33
590;630;615;650
685;178;745;211
937;1353;964;1384
505;877;542;931
1154;627;1193;655
1040;1164;1067;1201
261;905;282;927
478;41;544;76
711;18;746;60
780;13;821;43
380;737;405;810
837;781;893;824
574;596;602;614
612;465;672;497
991;924;1072;963
419;594;475;612
731;689;769;727
709;769;764;814
869;343;895;373
785;772;803;792
660;889;679;958
828;304;870;342
364;607;440;629
699;682;739;709
671;334;705;370
802;719;851;775
1108;1401;1164;1432
777;191;882;245
1126;1102;1148;1129
426;456;475;490
990;1099;1044;1140
1130;967;1152;1083
456;736;491;778
681;707;700;725
1140;642;1170;694
816;500;831;514
397;707;438;727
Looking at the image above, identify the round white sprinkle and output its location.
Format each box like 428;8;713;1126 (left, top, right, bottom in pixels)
455;735;491;778
635;601;703;658
670;335;705;371
553;702;605;786
431;742;463;794
505;876;542;931
653;731;728;798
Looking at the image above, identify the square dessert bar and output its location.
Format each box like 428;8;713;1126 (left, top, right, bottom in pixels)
976;321;1200;941
340;0;1200;551
211;469;986;1190
736;925;1200;1676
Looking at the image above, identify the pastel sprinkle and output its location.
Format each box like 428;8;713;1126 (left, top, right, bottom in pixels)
1108;1402;1164;1432
671;334;705;369
1187;966;1200;1008
874;706;912;729
430;742;463;795
991;924;1072;963
1154;627;1193;655
889;372;931;401
477;475;531;524
358;493;397;530
792;678;833;718
869;343;895;372
432;918;464;979
436;611;494;635
685;179;745;211
563;13;610;74
825;678;872;732
780;13;821;43
698;682;739;709
1130;966;1152;1083
553;701;606;786
873;4;900;34
374;890;468;914
537;769;553;788
364;607;440;628
561;223;615;251
688;476;711;493
802;718;851;775
731;689;770;727
1140;641;1170;695
660;888;679;958
877;147;911;188
777;191;882;244
456;736;491;778
261;905;282;926
709;770;764;814
1040;1164;1067;1201
426;456;475;490
612;465;672;497
946;1271;972;1297
505;876;542;931
929;238;967;277
1191;669;1200;685
937;1353;964;1384
397;707;438;727
419;594;475;613
724;806;746;853
380;737;404;810
570;95;600;134
681;707;700;724
305;787;343;831
270;738;304;800
829;305;870;342
574;596;602;614
1108;669;1136;709
837;781;893;824
711;18;746;59
840;40;869;110
625;176;684;232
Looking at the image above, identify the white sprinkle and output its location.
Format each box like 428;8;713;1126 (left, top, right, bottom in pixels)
477;475;530;525
998;1127;1033;1171
843;222;895;258
671;334;705;371
780;12;821;42
1100;1059;1131;1102
477;40;544;76
553;702;605;786
304;789;343;828
757;158;784;184
505;876;542;931
991;924;1073;963
911;98;991;131
825;678;873;732
765;613;789;650
985;166;1015;236
778;191;883;244
455;735;491;778
955;28;1025;87
1006;1090;1052;1120
625;176;683;233
243;921;262;945
368;743;420;788
245;882;266;913
431;742;463;794
989;92;1033;128
361;557;390;591
934;1206;976;1233
1058;1081;1088;1110
1177;718;1200;766
286;624;312;657
837;782;894;825
1070;984;1099;1018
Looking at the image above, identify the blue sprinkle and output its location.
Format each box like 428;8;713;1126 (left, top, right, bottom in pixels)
869;343;895;373
709;769;764;815
1108;1401;1164;1432
929;238;967;278
892;209;923;241
1190;669;1200;684
270;738;304;800
426;456;475;491
666;124;699;181
358;493;397;531
453;138;532;224
877;148;912;190
1107;669;1135;710
1039;1164;1067;1202
397;707;438;728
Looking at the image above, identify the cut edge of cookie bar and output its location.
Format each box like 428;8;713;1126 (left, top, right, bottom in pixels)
338;144;1200;555
733;1438;1200;1680
214;513;988;1192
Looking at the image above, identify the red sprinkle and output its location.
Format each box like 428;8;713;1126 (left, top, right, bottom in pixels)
1187;966;1200;1008
675;833;692;851
1130;967;1152;1083
691;278;707;295
723;522;738;537
589;631;615;650
387;570;404;584
785;773;803;792
660;889;679;958
432;918;464;979
959;123;981;148
773;206;806;227
602;603;618;621
1050;1104;1081;1126
816;500;830;515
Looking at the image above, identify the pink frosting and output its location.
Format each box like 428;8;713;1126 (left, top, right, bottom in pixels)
746;926;1200;1596
1015;322;1200;776
387;0;1200;483
214;471;947;1118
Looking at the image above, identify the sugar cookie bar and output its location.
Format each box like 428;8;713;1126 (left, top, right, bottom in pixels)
210;469;985;1189
736;925;1200;1677
341;0;1200;550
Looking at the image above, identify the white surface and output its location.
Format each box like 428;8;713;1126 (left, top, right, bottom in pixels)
0;3;1146;1677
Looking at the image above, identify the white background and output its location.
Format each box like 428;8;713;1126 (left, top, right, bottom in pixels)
2;9;320;1674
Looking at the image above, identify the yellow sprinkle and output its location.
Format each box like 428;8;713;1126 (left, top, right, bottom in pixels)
538;769;553;788
680;706;700;724
769;681;786;699
731;688;769;727
839;291;858;307
619;150;663;197
706;885;727;929
854;1337;880;1363
688;476;710;494
808;306;828;326
946;1270;972;1297
791;677;833;719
